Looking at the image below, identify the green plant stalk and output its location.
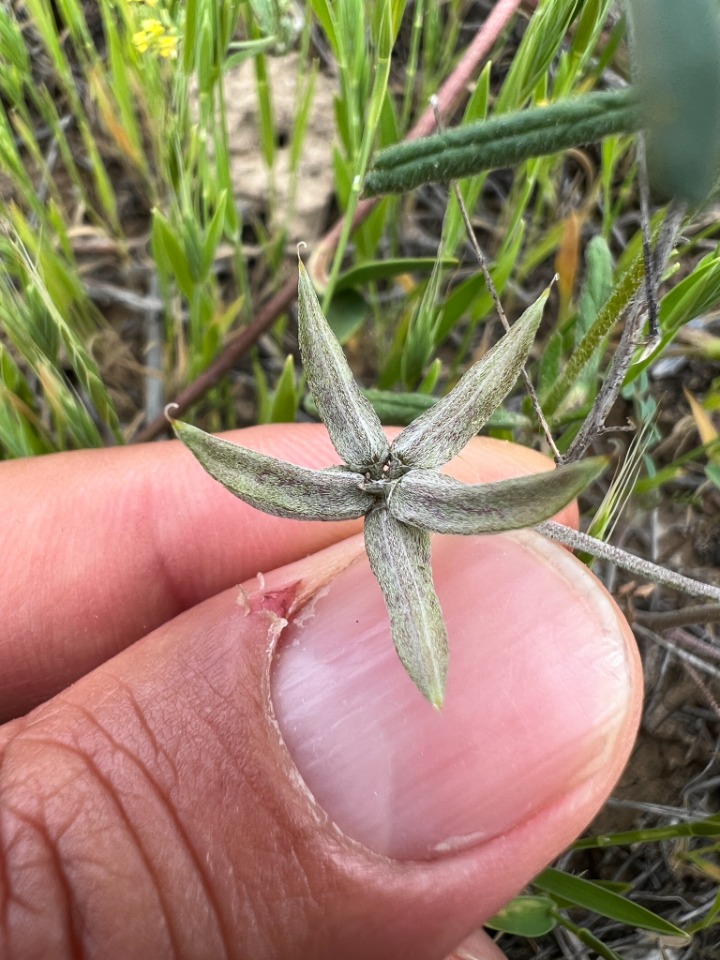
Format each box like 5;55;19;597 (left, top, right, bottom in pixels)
363;88;641;196
399;0;425;130
440;60;491;257
495;0;582;112
633;438;720;495
574;814;720;849
541;251;646;417
286;24;317;239
552;913;623;960
322;3;394;308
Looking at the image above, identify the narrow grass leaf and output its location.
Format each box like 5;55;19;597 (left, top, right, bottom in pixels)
334;257;457;292
171;418;373;521
364;507;448;708
495;0;582;110
152;210;194;300
253;358;272;424
200;190;228;278
626;252;720;383
390;288;549;468
436;221;525;343
304;388;527;430
401;250;444;388
573;813;720;849
268;355;300;423
534;867;689;939
389;458;606;534
297;260;390;470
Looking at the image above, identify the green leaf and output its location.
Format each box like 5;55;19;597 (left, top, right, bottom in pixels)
418;359;442;395
326;289;368;344
534;867;690;939
268;355;300;424
402;253;444;389
388;458;607;534
364;507;448;708
304;388;528;429
537;330;563;401
626;252;720;383
334;257;457;292
543;251;645;417
486;896;557;937
390;287;549;469
171;417;373;521
200;190;228;279
151;210;194;300
705;463;720;490
578;235;614;336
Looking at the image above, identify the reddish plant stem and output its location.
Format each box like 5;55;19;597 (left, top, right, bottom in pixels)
134;0;525;443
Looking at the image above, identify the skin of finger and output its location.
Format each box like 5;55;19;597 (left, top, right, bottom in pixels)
0;532;640;960
448;927;509;960
0;426;575;721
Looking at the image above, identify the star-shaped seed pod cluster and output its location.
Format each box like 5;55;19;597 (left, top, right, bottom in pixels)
168;258;605;707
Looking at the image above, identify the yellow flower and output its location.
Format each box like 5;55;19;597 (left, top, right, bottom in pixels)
131;16;177;57
155;33;178;58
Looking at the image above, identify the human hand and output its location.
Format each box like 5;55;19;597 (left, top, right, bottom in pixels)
0;425;641;960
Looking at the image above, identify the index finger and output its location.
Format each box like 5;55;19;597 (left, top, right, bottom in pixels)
1;424;353;720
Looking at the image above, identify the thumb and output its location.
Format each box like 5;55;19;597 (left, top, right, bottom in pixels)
0;530;640;960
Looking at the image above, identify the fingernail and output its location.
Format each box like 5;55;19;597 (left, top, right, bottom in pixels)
271;530;636;861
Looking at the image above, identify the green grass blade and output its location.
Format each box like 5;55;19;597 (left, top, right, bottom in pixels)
534;867;690;938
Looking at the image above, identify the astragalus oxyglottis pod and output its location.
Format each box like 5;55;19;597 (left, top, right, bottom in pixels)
169;258;605;707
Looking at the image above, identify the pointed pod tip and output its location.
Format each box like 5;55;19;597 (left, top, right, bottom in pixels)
164;403;180;424
420;677;446;710
297;241;307;263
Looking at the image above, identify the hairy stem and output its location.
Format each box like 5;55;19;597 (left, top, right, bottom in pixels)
364;89;641;197
538;520;720;604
